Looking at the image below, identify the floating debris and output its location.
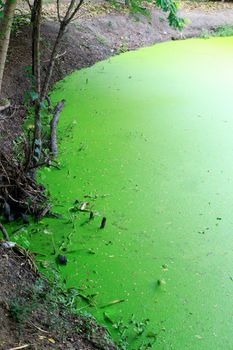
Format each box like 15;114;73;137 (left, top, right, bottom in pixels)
80;202;89;211
57;254;67;265
195;334;203;340
147;331;157;339
69;201;90;213
103;312;114;324
78;292;97;306
157;279;166;286
40;260;50;269
100;299;126;308
162;264;168;271
100;217;107;229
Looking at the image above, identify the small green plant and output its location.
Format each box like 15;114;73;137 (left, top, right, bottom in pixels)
96;34;108;45
117;43;129;54
129;315;150;336
9;295;39;328
214;25;233;37
113;319;129;349
111;314;157;349
12;11;31;35
200;25;233;40
9;300;29;324
0;97;10;106
200;28;210;39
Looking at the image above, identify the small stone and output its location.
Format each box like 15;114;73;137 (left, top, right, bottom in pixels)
2;241;16;248
100;217;107;229
157;279;166;286
57;254;67;265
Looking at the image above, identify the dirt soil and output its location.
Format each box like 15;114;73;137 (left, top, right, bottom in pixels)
1;1;233;349
0;244;117;350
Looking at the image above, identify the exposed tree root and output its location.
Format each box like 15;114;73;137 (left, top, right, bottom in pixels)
0;150;48;219
0;100;64;222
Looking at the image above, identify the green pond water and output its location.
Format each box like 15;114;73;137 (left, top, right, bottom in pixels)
13;37;233;349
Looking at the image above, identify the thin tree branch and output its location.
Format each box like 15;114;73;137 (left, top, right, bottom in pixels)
32;0;42;94
40;0;84;100
56;0;61;23
63;0;76;23
25;0;32;11
0;0;18;96
67;0;84;24
0;222;10;241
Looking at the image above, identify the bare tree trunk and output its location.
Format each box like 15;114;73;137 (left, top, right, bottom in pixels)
31;0;84;166
31;0;37;23
32;0;42;94
32;20;63;165
50;99;65;157
40;24;65;100
32;101;42;165
0;0;17;98
31;0;42;165
41;0;84;100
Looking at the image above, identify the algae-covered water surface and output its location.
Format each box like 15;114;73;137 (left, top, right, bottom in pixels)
16;37;233;349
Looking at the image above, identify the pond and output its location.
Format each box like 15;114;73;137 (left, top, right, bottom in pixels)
14;37;233;349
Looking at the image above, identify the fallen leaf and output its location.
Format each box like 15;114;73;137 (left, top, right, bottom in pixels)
48;338;56;344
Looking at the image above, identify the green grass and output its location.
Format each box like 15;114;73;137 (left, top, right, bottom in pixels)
214;25;233;37
201;25;233;39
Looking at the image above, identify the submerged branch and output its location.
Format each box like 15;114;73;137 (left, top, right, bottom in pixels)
50;99;65;157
